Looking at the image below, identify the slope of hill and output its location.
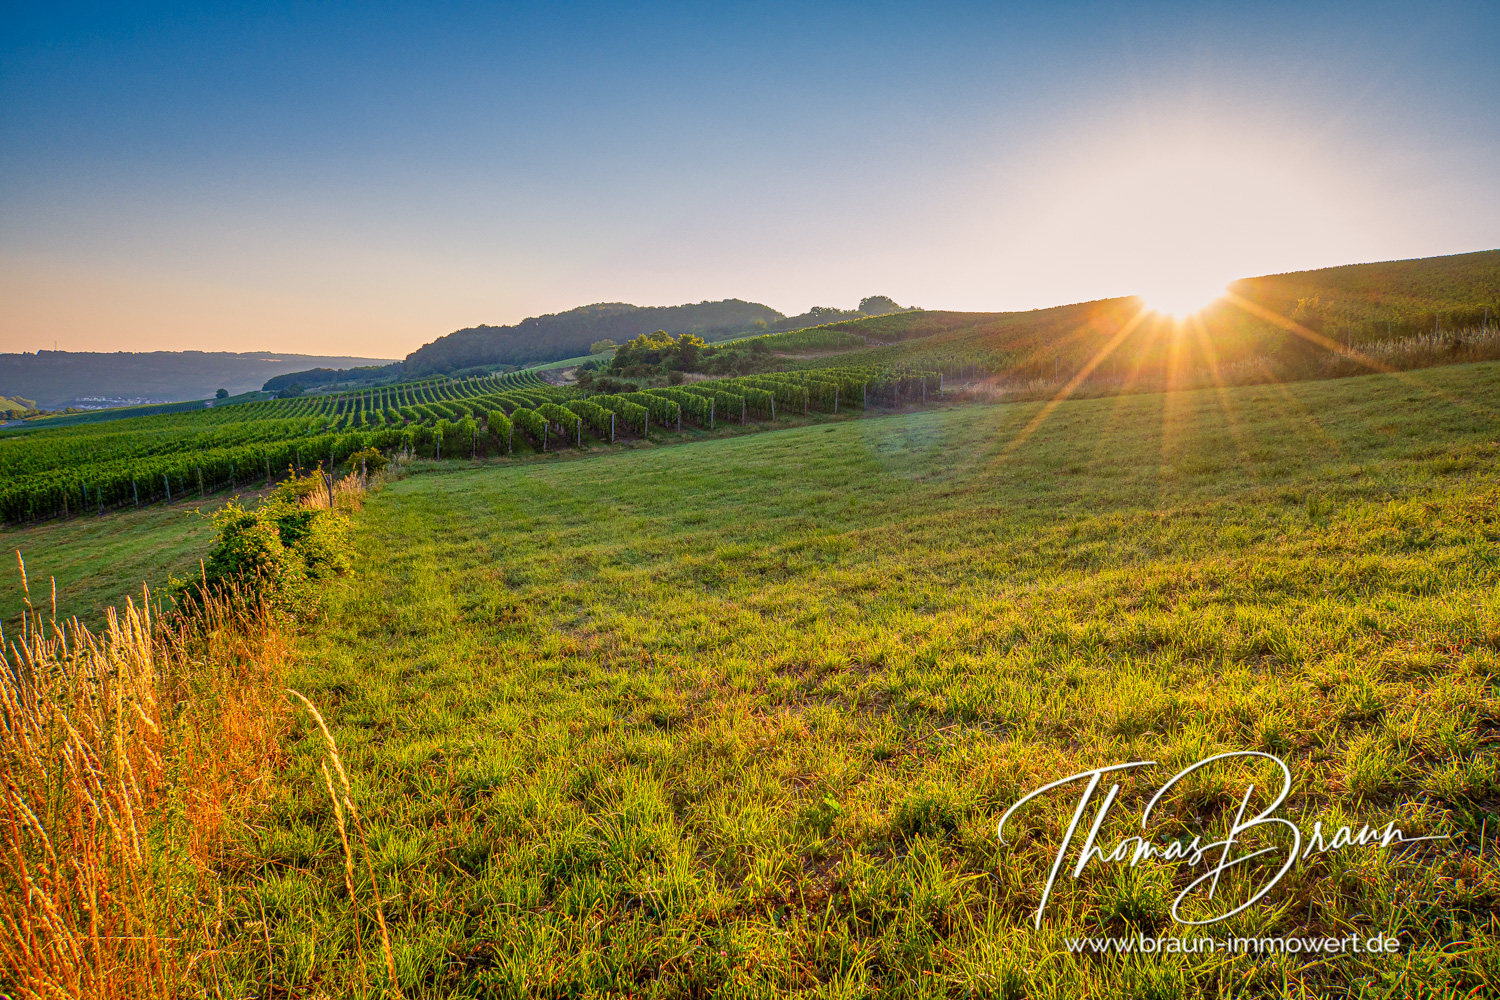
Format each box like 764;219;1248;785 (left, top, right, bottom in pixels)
784;249;1500;387
0;396;37;417
291;364;1499;995
1230;248;1500;336
0;350;398;410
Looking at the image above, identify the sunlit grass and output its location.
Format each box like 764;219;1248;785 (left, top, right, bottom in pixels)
192;362;1500;997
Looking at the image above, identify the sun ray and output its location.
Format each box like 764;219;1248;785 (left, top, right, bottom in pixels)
1224;290;1498;422
984;306;1152;471
1223;291;1394;374
1155;320;1197;504
1187;311;1255;472
982;313;1114;389
1081;312;1174;476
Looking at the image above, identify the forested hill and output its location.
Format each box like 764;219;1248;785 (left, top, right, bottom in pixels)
402;299;785;372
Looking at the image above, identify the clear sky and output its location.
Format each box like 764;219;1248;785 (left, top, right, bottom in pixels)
2;1;1497;358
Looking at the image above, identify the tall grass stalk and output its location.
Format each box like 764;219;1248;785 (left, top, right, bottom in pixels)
288;688;401;997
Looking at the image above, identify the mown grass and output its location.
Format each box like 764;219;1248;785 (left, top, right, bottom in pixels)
202;364;1500;994
0;494;256;631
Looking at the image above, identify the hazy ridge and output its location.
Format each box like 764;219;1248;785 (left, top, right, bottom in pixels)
0;350;397;410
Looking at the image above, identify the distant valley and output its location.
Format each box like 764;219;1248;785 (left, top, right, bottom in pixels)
0;350;397;411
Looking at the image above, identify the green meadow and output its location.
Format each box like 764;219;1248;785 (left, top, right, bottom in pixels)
0;496;230;630
172;362;1500;996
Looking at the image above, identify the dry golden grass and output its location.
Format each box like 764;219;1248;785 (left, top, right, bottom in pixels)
288;688;402;997
0;553;289;998
0;470;389;999
297;468;375;513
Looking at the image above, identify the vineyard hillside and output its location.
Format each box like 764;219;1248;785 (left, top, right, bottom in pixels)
0;369;943;525
778;249;1500;385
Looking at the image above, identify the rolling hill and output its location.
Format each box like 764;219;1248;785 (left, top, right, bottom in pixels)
7;359;1498;995
771;249;1500;387
270;296;918;388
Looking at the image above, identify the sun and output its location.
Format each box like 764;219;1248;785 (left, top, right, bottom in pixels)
1139;277;1229;320
1008;128;1348;322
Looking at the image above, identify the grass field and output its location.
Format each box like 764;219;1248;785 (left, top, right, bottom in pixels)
0;492;258;631
182;361;1500;997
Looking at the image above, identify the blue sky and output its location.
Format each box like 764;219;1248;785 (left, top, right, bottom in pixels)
2;1;1497;357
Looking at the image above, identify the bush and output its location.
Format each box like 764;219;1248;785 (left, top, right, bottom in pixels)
177;470;353;610
590;377;638;394
275;465;324;502
196;503;299;602
343;446;387;476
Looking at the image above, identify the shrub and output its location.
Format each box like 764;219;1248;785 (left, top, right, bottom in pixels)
343;446;388;477
197;503;300;603
178;471;354;610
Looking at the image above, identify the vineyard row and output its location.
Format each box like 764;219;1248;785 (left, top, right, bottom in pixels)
0;367;946;522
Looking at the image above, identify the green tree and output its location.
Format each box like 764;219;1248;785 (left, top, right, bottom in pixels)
610;330;677;371
215;388;229;399
590;339;619;354
672;333;705;370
